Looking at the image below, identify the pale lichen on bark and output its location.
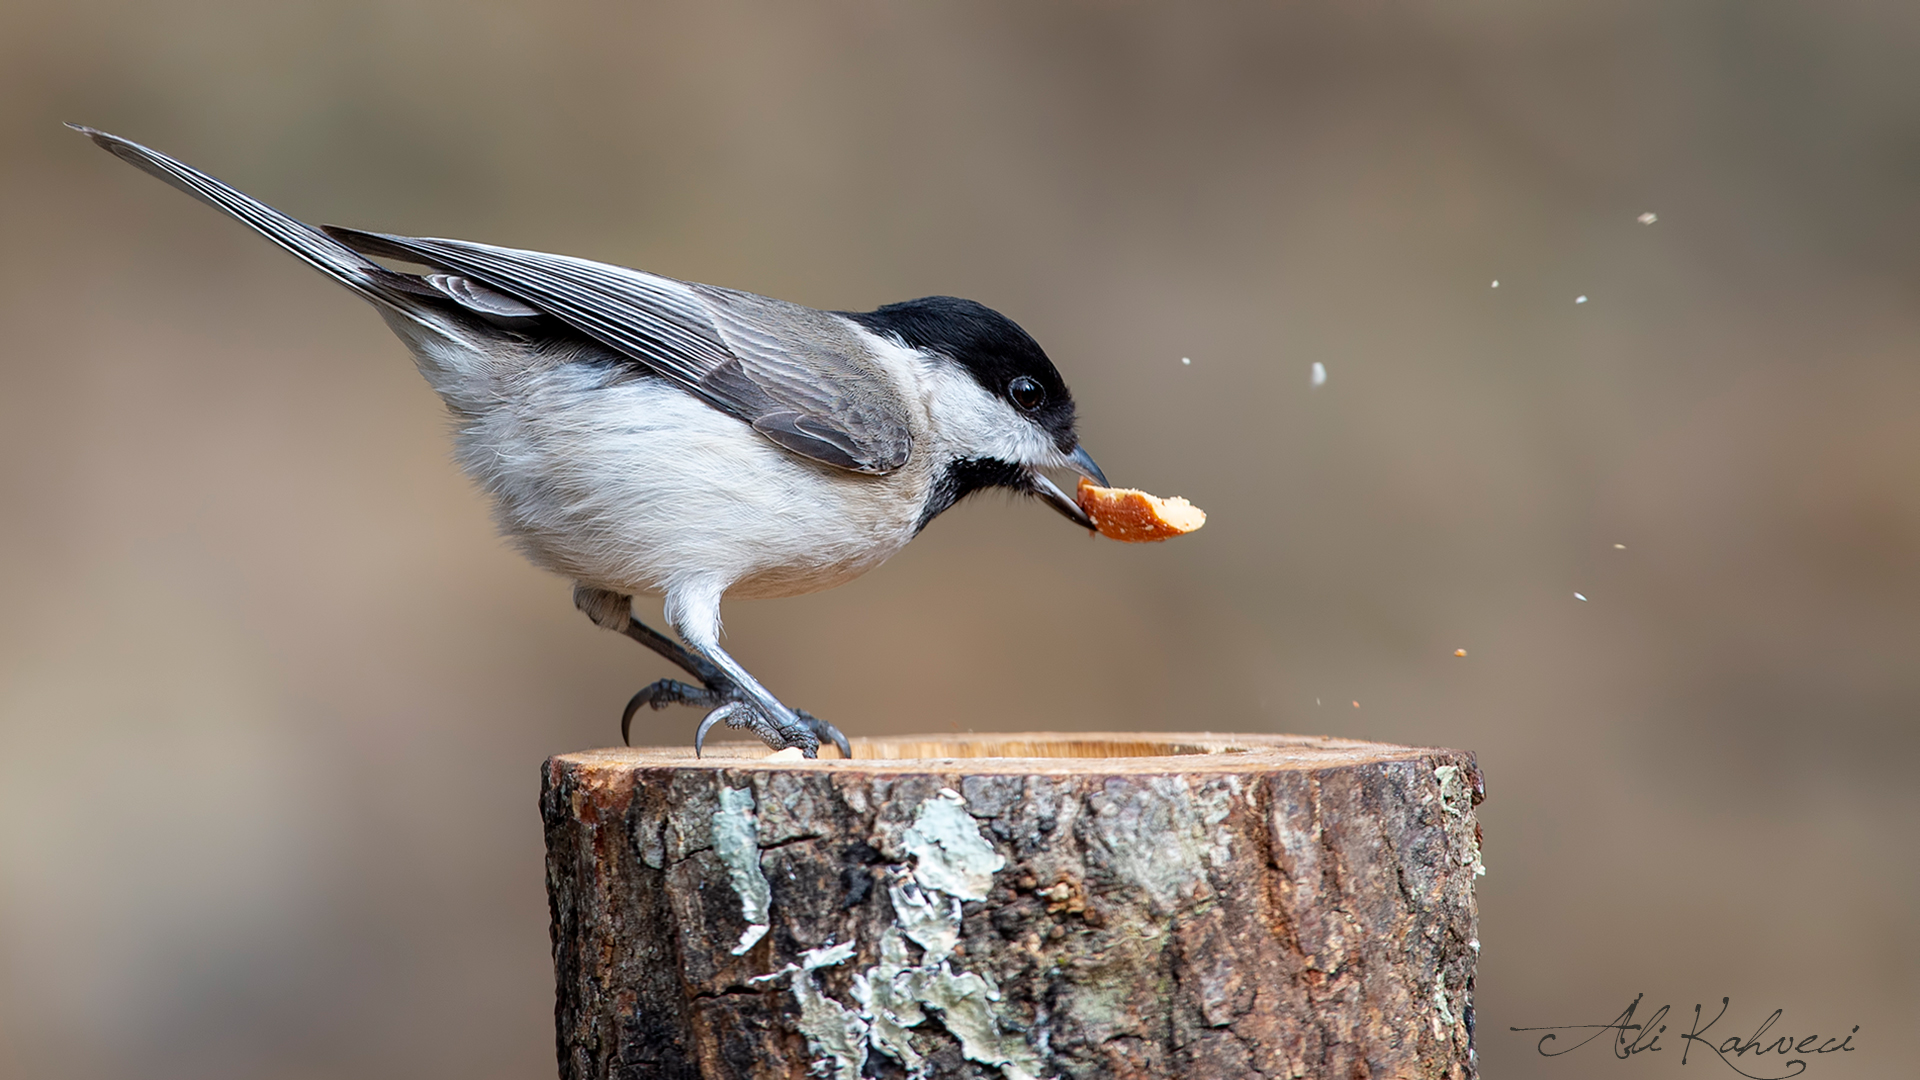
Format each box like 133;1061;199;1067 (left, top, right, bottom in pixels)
713;784;772;955
758;787;1043;1079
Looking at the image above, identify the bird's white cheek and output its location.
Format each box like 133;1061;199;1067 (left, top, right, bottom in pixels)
919;365;1060;466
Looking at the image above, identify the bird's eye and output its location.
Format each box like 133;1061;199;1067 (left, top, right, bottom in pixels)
1008;375;1045;411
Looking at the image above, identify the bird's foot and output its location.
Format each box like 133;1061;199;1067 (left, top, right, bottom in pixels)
694;701;806;757
692;700;849;760
621;679;727;745
578;590;850;759
622;677;848;760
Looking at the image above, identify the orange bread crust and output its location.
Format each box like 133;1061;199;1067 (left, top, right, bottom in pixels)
1076;478;1206;542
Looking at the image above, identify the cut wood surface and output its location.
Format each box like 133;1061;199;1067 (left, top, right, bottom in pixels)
542;733;1484;1080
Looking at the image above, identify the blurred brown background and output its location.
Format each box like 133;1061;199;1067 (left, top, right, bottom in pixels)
1;2;1914;1077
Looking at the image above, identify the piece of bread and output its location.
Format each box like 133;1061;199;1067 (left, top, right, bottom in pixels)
1076;478;1206;542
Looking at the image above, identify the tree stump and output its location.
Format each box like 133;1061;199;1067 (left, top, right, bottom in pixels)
541;733;1484;1080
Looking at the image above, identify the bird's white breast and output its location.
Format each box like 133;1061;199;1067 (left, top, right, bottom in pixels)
451;348;937;602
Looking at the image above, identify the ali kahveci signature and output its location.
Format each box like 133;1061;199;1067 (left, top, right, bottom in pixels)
1511;995;1859;1080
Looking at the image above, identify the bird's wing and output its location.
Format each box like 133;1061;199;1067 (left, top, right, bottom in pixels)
689;283;915;473
323;228;914;474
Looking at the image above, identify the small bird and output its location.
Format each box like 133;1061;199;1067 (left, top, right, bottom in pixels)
75;126;1108;759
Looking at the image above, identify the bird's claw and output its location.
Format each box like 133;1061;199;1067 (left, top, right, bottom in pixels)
797;710;852;760
693;702;753;757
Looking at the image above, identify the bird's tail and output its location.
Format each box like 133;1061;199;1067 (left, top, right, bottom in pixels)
69;125;431;311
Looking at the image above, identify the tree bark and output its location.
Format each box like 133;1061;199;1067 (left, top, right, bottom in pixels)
542;733;1484;1080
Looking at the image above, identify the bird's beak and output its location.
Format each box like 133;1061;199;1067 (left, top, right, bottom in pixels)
1031;472;1093;529
1066;445;1109;487
1031;444;1107;530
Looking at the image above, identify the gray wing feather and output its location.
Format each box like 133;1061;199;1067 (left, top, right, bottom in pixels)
693;284;914;473
323;227;912;473
424;274;541;318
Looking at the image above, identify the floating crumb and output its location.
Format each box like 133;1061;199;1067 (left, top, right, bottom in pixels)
1352;701;1360;708
1491;280;1500;288
1311;361;1327;387
1638;212;1658;224
1575;295;1588;304
1453;649;1468;657
1181;356;1191;366
1574;592;1588;601
1613;543;1626;549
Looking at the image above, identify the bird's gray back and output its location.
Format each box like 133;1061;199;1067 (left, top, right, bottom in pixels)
324;228;917;475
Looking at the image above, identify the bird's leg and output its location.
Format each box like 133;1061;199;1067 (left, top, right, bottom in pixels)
576;584;725;683
574;584;849;758
664;582;850;760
